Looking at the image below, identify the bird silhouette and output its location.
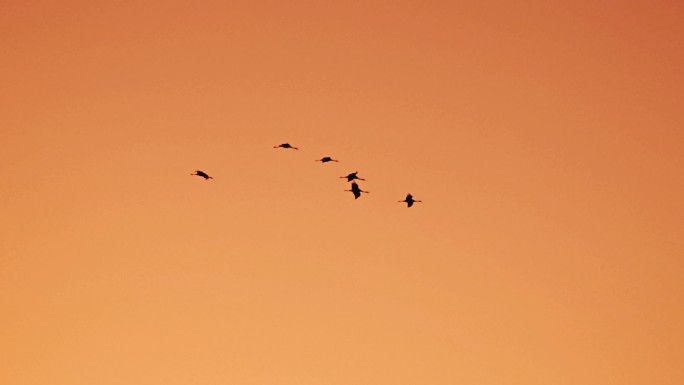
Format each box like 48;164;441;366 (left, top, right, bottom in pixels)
274;143;298;150
191;170;213;180
345;182;369;199
340;171;365;182
399;193;421;207
316;156;339;163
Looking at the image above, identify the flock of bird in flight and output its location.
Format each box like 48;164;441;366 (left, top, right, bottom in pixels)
190;142;422;208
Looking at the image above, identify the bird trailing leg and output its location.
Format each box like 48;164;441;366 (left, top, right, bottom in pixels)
340;171;365;182
316;157;339;163
399;193;421;207
274;143;298;150
191;170;213;180
346;182;369;199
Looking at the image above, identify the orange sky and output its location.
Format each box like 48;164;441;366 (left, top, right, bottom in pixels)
1;1;683;384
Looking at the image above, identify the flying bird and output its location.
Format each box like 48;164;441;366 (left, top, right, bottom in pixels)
340;171;365;182
191;170;213;180
316;156;339;163
399;193;421;207
274;143;299;150
345;182;369;199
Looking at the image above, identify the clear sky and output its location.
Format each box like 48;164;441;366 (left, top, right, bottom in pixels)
1;1;683;384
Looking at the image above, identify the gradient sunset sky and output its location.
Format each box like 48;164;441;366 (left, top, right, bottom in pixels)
2;1;683;384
